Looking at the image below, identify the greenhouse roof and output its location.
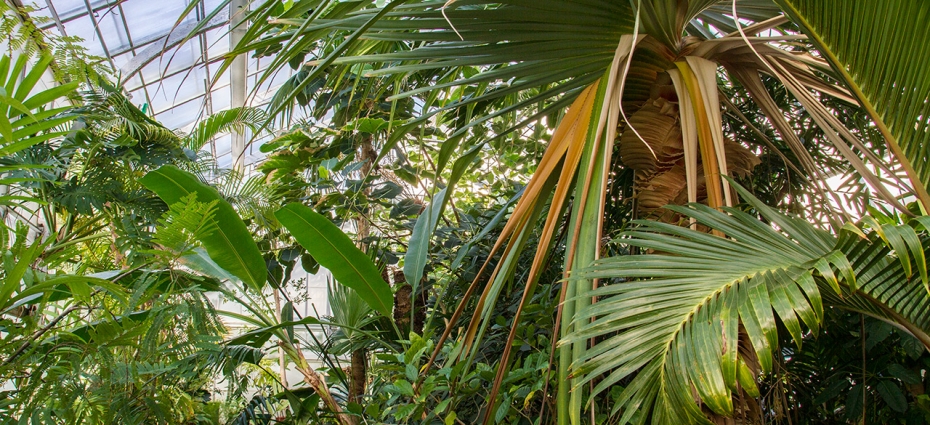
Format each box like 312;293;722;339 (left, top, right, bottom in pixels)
21;0;297;170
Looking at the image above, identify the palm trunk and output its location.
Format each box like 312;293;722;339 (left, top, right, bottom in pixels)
348;348;367;404
344;136;378;408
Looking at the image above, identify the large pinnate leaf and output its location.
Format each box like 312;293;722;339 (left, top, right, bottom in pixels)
140;165;267;291
570;183;930;423
775;0;930;205
275;203;393;318
183;106;268;151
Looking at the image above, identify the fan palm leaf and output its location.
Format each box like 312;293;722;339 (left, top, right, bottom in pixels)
570;182;930;423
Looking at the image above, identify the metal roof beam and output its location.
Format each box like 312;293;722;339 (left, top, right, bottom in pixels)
119;6;228;81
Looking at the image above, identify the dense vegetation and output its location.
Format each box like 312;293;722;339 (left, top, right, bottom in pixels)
3;0;930;424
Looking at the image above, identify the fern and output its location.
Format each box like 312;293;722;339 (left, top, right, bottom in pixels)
151;193;219;260
0;2;109;83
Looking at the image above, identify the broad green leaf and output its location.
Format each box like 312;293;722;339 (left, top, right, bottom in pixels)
370;181;402;199
403;187;446;290
392;379;415;397
275;203;393;317
140;165;266;291
180;247;239;283
350;117;391;134
876;380;908;413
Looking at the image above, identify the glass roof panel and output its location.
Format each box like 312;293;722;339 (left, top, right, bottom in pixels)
210;87;231;111
155;95;205;129
163;42;202;76
121;0;189;43
213;134;232;155
110;51;132;70
216;153;232;169
52;0;92;17
204;27;229;60
26;0;287;170
94;8;130;52
147;70;206;112
61;16;105;56
29;2;54;19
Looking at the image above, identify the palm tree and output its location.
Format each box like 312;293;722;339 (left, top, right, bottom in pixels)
215;0;930;422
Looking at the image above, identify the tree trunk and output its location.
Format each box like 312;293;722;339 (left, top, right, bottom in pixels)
344;135;378;409
356;136;377;251
348;348;367;404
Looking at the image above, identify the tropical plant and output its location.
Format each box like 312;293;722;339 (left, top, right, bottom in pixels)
7;0;930;424
0;49;275;424
571;183;930;423
209;0;930;423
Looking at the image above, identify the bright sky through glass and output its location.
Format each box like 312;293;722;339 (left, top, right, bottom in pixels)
24;0;307;170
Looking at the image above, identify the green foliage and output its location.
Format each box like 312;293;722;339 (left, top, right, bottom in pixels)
141;165;267;291
571;183;930;423
184;107;268;151
777;0;930;200
151;193;219;259
6;1;930;424
275;203;393;317
775;311;930;423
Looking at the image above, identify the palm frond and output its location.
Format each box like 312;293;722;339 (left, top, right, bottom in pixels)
775;0;930;208
570;182;930;423
183;107;268;151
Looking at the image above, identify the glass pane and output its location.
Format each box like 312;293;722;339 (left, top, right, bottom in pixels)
209;87;231;111
139;57;165;82
247;56;260;74
110;51;131;69
95;7;129;52
216;152;231;168
163;42;202;76
27;0;54;19
122;0;189;43
62;15;105;56
213;134;231;155
51;0;91;17
203;0;225;13
147;70;206;112
210;65;230;88
155;95;205;129
245;136;268;165
205;27;229;60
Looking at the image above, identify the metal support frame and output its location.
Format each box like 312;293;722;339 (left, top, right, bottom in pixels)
229;0;247;171
26;0;272;162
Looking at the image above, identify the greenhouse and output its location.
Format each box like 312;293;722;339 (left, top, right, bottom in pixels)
1;0;930;423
